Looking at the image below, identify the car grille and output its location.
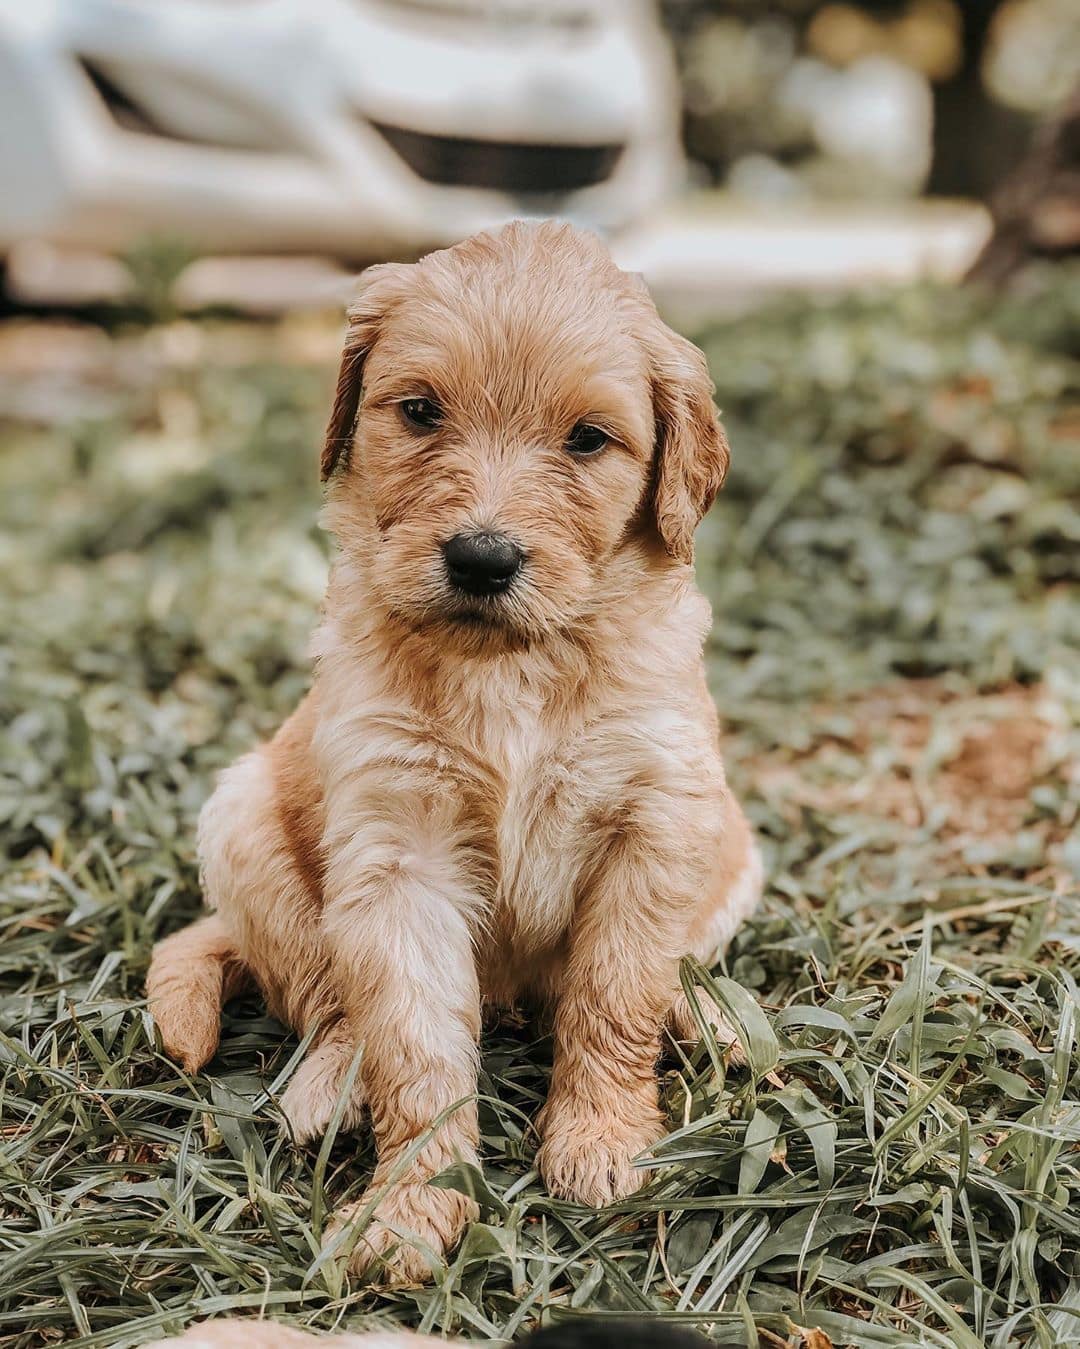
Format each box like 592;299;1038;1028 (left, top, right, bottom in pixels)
370;122;623;194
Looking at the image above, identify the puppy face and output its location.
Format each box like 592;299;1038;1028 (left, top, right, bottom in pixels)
323;222;729;643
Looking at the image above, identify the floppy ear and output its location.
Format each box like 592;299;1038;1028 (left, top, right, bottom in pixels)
650;326;730;565
321;263;410;481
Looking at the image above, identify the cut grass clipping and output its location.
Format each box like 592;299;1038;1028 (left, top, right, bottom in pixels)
1;267;1079;1347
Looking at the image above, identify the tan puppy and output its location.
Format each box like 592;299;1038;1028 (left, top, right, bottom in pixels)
147;221;761;1284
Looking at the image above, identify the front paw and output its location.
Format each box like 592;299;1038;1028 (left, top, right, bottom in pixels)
324;1179;476;1285
537;1099;666;1206
279;1039;365;1145
667;989;745;1067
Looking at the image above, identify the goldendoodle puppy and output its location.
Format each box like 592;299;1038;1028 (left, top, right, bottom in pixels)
147;220;761;1284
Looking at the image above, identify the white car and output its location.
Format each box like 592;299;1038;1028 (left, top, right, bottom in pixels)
0;0;682;265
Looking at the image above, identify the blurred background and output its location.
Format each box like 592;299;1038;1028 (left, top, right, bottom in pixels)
0;0;1078;313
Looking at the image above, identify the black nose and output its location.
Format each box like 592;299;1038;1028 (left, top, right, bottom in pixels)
442;531;523;596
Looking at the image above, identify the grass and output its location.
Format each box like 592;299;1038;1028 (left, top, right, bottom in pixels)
1;266;1078;1349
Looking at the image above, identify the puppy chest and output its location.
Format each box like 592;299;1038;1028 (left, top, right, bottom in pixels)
491;751;601;949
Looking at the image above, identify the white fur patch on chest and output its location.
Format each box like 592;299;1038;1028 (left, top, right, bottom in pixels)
497;743;588;951
491;703;709;951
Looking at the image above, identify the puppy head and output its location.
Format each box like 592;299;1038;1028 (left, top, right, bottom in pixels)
323;221;728;642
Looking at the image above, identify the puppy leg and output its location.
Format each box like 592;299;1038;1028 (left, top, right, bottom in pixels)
146;914;250;1073
318;772;486;1284
537;756;756;1206
537;824;715;1204
537;899;673;1205
668;806;763;1059
279;1019;365;1143
196;744;349;1101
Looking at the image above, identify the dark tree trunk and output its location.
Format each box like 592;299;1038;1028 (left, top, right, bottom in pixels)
967;87;1080;283
927;0;1030;199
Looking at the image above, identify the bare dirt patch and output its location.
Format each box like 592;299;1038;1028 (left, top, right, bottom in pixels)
742;680;1076;881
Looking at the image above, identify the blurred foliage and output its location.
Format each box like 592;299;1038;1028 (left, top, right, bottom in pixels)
121;238;202;327
699;272;1079;701
0;268;1078;1345
661;0;1080;200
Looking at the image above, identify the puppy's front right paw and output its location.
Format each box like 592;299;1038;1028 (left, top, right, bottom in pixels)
324;1180;476;1285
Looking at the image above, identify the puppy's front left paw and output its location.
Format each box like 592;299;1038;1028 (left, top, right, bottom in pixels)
279;1036;365;1145
537;1101;665;1206
324;1180;476;1285
667;989;745;1066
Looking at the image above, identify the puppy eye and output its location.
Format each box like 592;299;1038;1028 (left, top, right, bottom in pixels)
400;397;443;429
565;422;608;457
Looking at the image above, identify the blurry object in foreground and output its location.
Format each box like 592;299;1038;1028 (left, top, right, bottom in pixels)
0;0;681;268
142;1318;714;1349
968;87;1080;283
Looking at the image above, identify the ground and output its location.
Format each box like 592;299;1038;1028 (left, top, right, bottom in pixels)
0;266;1078;1349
